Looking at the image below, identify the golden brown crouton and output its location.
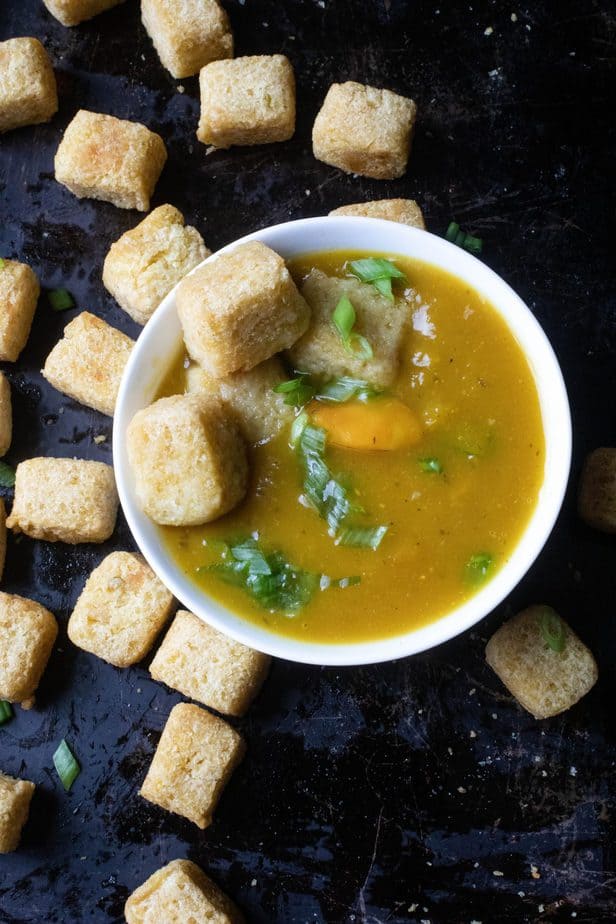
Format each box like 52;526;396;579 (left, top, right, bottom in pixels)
0;259;39;362
140;702;245;828
0;592;58;705
126;394;248;526
0;773;35;854
150;610;270;716
0;500;6;582
312;81;417;180
102;205;210;326
54;110;167;211
42;0;125;27
0;37;58;134
485;606;598;719
287;269;409;388
578;448;616;533
68;552;174;668
197;55;295;148
329;198;426;229
125;859;244;924
176;241;310;375
42;312;134;417
6;458;119;544
141;0;233;79
0;373;12;457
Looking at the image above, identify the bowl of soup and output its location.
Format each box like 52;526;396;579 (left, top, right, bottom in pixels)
113;216;571;665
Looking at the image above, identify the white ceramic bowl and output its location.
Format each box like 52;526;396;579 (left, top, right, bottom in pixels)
113;217;571;666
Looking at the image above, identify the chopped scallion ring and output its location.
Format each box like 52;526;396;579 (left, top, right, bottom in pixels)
348;258;406;301
445;222;483;255
337;525;389;550
419;457;443;474
0;701;13;725
48;288;75;312
538;606;566;653
273;374;316;407
0;461;15;488
465;552;494;584
332;296;374;358
53;739;80;791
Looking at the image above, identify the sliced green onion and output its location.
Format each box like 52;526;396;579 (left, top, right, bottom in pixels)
419;457;443;474
290;410;309;447
465;552;494;584
48;288;74;311
0;701;13;725
317;376;380;403
273;375;316;407
0;461;16;488
0;258;5;270
337;525;388;550
53;739;80;791
348;258;406;302
349;333;373;359
445;222;460;242
445;222;483;255
538;606;566;653
332;295;356;340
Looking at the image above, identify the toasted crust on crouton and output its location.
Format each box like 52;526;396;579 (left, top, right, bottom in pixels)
142;0;233;79
0;259;39;362
42;0;125;26
125;859;244;924
578;447;616;533
0;373;12;457
329;198;425;229
0;37;58;134
0;500;6;582
0;773;35;853
0;592;58;704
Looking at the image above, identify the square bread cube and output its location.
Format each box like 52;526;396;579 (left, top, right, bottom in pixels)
55;110;167;211
329;198;426;229
0;500;6;582
0;37;58;134
150;610;270;716
0;372;12;457
42;0;125;27
578;447;616;533
186;356;293;444
42;312;134;417
485;606;598;719
140;702;245;828
0;259;40;362
197;55;295;148
102;205;210;326
142;0;233;79
6;458;119;544
0;773;35;853
68;552;174;668
312;81;417;180
125;859;244;924
176;241;310;375
287;269;409;388
126;394;247;526
0;592;58;705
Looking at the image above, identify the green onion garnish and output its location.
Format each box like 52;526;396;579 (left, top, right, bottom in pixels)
445;222;483;255
332;296;373;359
348;258;406;301
317;376;380;403
465;552;494;584
419;457;443;474
53;738;80;791
0;701;13;726
538;606;566;653
337;525;388;550
290;410;309;446
273;374;316;407
0;461;16;488
48;288;75;311
0;258;5;271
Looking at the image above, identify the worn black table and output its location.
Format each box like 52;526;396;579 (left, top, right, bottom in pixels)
1;2;614;922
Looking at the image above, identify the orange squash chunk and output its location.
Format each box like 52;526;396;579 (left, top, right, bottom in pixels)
309;396;422;451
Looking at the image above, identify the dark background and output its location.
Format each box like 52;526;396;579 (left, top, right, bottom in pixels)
1;1;615;922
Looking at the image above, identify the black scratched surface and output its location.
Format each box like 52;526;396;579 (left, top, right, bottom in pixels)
1;1;615;922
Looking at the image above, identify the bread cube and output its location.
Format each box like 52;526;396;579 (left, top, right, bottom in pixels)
186;356;293;444
0;37;58;134
330;198;426;229
103;205;209;326
42;0;125;27
125;859;244;924
197;55;295;148
42;312;134;417
6;458;118;544
0;774;35;853
140;702;245;828
0;259;40;361
288;269;408;388
55;110;167;211
485;606;598;719
0;592;58;705
578;448;616;533
0;500;6;582
312;81;417;180
177;242;310;375
68;552;174;668
0;373;12;457
142;0;233;79
126;394;247;526
150;610;270;716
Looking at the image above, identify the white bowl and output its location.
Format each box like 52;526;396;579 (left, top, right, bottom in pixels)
113;217;572;666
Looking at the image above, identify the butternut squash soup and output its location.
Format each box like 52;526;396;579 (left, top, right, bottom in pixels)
157;250;545;644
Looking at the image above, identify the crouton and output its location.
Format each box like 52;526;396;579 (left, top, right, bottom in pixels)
0;37;58;134
141;0;233;79
578;448;616;533
287;269;408;388
312;81;417;180
176;241;310;375
0;592;58;705
68;552;174;668
140;702;245;828
150;610;270;716
102;205;209;326
0;259;39;362
186;356;293;444
6;458;118;544
197;55;295;148
42;0;125;27
0;500;6;582
125;859;244;924
329;198;425;229
0;373;12;457
54;110;167;211
126;394;247;526
0;773;35;853
42;312;134;417
485;605;598;719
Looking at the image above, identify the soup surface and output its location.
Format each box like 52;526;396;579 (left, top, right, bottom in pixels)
158;250;545;644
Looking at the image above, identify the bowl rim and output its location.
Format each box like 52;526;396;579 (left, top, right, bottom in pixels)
113;216;572;666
